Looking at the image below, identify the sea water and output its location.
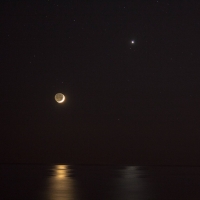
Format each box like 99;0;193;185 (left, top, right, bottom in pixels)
0;164;200;199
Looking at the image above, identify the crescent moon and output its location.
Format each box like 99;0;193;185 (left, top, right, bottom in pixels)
55;93;65;103
57;95;65;103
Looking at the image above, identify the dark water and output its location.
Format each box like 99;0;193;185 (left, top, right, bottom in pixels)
1;165;200;200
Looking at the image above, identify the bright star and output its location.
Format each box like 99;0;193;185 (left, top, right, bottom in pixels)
131;40;135;44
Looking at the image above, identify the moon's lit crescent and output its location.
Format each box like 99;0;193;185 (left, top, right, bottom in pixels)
55;93;65;103
57;95;65;103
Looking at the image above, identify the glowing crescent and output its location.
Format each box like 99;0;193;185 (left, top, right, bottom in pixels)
57;95;65;103
55;93;65;103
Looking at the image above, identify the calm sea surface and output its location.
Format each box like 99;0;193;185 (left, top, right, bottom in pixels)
1;164;200;199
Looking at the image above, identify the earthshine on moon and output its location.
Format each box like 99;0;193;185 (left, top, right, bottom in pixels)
55;93;65;103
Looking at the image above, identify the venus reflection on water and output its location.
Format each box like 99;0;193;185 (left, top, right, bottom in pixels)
45;165;78;200
115;166;150;200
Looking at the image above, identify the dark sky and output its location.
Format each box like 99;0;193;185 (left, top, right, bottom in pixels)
1;1;200;165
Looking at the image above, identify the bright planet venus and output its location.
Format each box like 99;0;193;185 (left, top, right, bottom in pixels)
55;93;65;103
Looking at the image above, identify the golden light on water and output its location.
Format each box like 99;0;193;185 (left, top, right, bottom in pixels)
46;165;78;200
56;165;67;170
54;165;68;179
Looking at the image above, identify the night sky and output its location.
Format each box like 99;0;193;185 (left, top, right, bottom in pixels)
1;1;200;165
